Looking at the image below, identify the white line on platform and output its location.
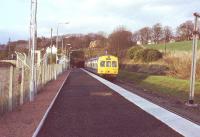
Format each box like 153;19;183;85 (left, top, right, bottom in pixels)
82;69;200;137
32;71;71;137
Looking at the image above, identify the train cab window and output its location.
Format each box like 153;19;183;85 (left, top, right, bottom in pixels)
106;61;111;67
112;61;117;67
100;61;105;67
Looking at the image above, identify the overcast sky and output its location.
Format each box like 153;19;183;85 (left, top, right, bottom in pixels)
0;0;199;44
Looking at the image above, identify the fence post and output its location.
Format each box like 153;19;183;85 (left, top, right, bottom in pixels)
0;81;2;113
52;65;53;80
51;65;55;80
45;65;48;83
43;63;46;85
44;63;46;84
37;66;41;88
8;65;13;111
42;63;45;85
48;65;51;81
44;64;46;83
35;66;37;94
41;63;44;86
53;65;54;80
49;65;50;81
53;65;55;80
49;65;51;81
20;65;24;105
46;65;48;82
40;65;42;86
48;65;49;82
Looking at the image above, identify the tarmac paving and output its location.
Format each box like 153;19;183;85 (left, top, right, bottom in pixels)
37;69;182;137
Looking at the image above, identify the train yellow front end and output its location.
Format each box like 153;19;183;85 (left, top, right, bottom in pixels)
85;55;119;79
97;56;118;78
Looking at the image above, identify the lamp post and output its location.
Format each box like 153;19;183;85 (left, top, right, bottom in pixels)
50;28;53;64
64;36;72;55
187;12;200;106
56;22;69;63
62;36;64;54
29;0;37;101
68;46;72;69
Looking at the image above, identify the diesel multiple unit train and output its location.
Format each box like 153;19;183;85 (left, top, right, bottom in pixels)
85;55;119;79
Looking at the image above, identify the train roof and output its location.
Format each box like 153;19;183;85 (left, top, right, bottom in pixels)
86;55;117;62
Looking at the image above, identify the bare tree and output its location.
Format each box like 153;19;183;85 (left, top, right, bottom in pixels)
163;26;173;42
139;27;152;44
108;27;133;57
176;20;194;41
152;23;163;44
95;32;107;48
132;31;140;42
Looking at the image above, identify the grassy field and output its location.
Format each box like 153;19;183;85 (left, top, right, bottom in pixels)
118;70;200;103
145;40;200;52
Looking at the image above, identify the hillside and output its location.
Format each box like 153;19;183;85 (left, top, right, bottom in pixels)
145;41;200;52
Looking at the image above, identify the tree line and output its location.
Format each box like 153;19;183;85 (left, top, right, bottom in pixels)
133;20;197;45
0;20;199;60
107;20;200;58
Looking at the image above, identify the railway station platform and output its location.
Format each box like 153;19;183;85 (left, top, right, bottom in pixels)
36;69;184;137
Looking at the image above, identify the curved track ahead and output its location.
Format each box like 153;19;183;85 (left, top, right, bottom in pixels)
37;69;182;137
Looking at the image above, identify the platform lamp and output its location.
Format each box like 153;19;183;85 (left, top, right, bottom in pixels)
56;22;69;63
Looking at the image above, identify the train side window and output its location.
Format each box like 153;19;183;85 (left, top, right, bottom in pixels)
95;63;97;68
112;61;117;67
106;61;111;67
100;61;105;67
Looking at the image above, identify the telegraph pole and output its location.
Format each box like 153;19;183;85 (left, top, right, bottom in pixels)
50;28;53;64
29;0;37;101
51;28;53;47
62;36;64;54
8;38;11;58
188;12;200;105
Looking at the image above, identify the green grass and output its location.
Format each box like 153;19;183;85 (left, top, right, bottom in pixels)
145;40;200;52
118;70;200;102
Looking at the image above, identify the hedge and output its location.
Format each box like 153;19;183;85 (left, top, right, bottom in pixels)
127;46;143;59
127;47;162;62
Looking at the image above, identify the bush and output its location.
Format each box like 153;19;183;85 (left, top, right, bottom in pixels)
133;48;162;62
134;49;147;61
127;46;143;59
145;49;163;62
127;46;162;62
